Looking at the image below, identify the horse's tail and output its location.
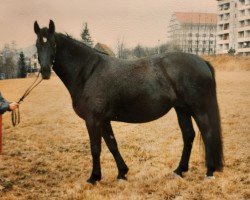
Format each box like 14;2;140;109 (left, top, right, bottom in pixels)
205;61;224;171
205;61;216;84
208;92;224;171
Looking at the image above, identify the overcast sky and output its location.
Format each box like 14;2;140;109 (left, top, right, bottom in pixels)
0;0;217;50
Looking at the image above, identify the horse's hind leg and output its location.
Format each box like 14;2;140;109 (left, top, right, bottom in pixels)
102;121;129;180
174;107;195;177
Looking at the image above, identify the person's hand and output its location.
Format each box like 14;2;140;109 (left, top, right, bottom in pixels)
9;102;19;111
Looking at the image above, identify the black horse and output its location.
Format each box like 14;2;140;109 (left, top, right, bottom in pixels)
34;20;223;184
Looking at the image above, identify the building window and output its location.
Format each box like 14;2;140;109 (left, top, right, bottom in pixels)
238;31;244;38
224;23;229;30
240;10;245;17
224;3;230;10
223;14;230;21
239;21;245;27
247;30;250;37
225;44;229;50
223;34;228;40
247;19;250;26
219;15;223;21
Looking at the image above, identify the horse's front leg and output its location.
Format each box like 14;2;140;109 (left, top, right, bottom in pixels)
85;118;103;184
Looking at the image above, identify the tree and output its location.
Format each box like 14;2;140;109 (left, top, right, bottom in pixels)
159;43;171;54
18;52;27;78
228;47;236;56
133;44;146;58
116;37;134;59
81;23;94;47
0;43;19;79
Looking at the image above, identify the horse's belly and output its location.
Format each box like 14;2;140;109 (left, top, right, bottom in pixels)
113;102;173;123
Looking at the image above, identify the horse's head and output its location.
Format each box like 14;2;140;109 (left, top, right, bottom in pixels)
34;20;56;80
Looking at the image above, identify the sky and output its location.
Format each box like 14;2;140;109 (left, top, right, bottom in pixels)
0;0;217;51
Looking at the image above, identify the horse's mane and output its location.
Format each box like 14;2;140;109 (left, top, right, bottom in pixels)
57;32;109;56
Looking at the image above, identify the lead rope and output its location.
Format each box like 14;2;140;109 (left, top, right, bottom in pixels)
11;72;43;127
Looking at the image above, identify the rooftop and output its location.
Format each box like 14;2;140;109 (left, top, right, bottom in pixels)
174;12;217;24
94;43;115;57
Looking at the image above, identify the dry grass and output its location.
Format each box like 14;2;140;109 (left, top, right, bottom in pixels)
203;55;250;71
0;63;249;199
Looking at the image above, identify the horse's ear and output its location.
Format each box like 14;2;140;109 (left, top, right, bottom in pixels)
34;21;40;34
49;20;55;34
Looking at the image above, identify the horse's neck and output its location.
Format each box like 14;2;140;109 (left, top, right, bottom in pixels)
53;34;98;97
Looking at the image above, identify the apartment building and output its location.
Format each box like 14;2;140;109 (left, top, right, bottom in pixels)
168;12;217;55
217;0;250;55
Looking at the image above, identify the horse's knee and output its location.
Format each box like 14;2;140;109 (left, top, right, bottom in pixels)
91;145;101;157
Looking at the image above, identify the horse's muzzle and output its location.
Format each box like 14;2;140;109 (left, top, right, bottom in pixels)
40;67;51;80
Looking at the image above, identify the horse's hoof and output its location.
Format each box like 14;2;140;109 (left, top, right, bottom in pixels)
173;172;183;179
204;175;215;180
86;178;98;185
117;174;127;180
87;178;96;185
86;174;101;185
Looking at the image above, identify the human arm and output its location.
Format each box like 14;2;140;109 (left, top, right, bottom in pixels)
0;92;19;114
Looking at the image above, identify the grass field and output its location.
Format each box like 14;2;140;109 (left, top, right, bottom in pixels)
0;57;249;199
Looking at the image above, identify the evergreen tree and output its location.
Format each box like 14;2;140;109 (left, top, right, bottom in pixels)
228;47;235;56
81;23;94;47
18;51;27;78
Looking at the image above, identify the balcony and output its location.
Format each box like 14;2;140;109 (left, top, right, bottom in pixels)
238;4;250;10
217;29;230;35
238;0;250;8
217;39;230;45
237;47;250;53
218;8;231;14
218;0;231;6
238;41;250;47
237;26;250;31
238;36;250;42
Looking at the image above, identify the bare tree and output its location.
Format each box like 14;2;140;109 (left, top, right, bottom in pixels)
133;44;146;58
0;42;19;79
116;37;126;59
